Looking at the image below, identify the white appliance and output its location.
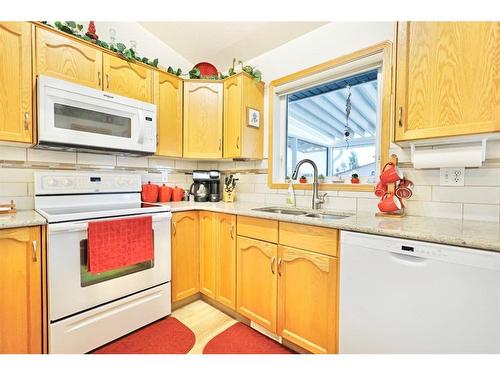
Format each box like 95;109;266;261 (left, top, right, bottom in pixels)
35;172;171;354
339;231;500;354
37;75;157;156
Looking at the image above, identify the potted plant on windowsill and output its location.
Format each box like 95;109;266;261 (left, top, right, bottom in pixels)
318;174;325;183
299;175;307;183
351;173;360;184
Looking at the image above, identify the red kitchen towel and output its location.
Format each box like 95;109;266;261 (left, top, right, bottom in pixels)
87;216;153;274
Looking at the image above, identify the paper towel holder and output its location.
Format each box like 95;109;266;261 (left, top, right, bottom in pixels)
410;138;487;168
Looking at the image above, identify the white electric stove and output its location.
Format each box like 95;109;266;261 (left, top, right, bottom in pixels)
35;171;172;354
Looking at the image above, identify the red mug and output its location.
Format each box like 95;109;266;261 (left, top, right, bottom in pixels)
378;193;402;212
380;163;403;184
395;178;414;199
158;184;173;202
374;181;388;198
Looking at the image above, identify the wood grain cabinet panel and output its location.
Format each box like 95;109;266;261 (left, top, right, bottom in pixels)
0;226;42;354
279;222;338;257
155;71;183;157
0;22;33;143
199;211;216;299
216;213;236;309
395;22;500;141
223;73;264;159
236;236;278;333
237;216;278;243
103;53;153;103
277;245;338;354
171;212;199;302
35;26;103;89
183;81;223;158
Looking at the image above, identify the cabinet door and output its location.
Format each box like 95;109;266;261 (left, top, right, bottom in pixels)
395;22;500;141
103;53;153;103
183;81;223;158
155;71;183;157
199;211;216;299
223;74;242;158
171;212;199;302
216;214;236;309
35;27;103;89
236;236;278;333
0;227;42;354
277;246;338;354
0;22;33;143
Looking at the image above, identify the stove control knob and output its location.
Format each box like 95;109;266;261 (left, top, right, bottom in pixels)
61;178;72;187
45;177;57;187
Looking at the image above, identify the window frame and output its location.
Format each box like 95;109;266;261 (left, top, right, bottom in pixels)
267;41;393;192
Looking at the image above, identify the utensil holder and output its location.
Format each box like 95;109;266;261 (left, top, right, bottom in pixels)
223;190;235;203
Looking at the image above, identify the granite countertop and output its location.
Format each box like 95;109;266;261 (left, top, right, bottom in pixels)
0;210;47;230
165;201;500;253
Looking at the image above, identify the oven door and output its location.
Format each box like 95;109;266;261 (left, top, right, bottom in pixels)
47;212;171;321
37;75;156;154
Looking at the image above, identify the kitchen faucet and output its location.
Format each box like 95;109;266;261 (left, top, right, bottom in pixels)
291;159;327;210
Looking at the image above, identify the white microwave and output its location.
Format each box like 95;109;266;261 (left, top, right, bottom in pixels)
36;75;157;156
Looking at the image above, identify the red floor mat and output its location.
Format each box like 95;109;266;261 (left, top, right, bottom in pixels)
91;317;195;354
203;322;295;354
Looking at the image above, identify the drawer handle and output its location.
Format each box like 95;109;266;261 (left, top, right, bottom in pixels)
277;258;282;276
24;112;29;130
398;106;403;128
32;240;37;262
271;256;276;274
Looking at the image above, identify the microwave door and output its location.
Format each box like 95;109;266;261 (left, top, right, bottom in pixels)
39;87;142;153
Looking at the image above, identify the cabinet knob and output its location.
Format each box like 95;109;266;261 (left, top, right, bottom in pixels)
32;240;37;262
24;112;29;131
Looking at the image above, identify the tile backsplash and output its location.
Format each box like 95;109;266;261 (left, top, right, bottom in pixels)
0;144;499;222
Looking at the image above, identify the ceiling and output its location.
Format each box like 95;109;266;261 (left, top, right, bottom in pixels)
139;22;328;69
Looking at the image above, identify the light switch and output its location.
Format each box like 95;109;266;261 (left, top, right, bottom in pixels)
440;168;465;186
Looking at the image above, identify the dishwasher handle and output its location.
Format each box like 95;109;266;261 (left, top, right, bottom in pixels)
390;251;427;264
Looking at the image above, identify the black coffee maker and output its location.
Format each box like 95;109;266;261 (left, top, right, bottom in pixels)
208;170;221;202
189;170;210;202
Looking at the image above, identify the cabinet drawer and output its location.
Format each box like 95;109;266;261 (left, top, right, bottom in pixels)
279;222;338;257
237;216;278;243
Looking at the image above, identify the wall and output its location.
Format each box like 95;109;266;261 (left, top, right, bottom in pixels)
1;22;499;222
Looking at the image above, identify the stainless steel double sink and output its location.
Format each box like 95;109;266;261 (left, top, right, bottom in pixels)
251;206;351;220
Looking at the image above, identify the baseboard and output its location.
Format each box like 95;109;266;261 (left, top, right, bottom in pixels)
172;293;202;311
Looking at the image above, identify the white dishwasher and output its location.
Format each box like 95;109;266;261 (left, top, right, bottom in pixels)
339;231;500;353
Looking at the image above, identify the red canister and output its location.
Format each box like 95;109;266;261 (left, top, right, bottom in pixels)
172;186;184;202
158;184;173;202
141;181;159;203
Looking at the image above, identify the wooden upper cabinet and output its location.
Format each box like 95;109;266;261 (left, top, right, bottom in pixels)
236;236;278;333
224;73;264;159
277;246;338;354
155;71;183;157
0;226;42;354
199;211;216;299
103;53;153;103
171;211;200;302
216;213;236;309
395;22;500;141
183;81;223;158
0;22;33;143
35;26;103;89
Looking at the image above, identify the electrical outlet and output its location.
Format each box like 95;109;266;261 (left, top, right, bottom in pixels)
161;171;169;183
440;168;465;186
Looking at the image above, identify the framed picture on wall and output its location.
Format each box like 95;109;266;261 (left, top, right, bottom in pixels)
247;107;260;128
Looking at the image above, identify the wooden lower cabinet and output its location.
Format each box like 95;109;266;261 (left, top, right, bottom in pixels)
277;245;338;354
171;211;199;302
215;214;236;309
199;212;216;298
0;226;42;354
236;236;278;332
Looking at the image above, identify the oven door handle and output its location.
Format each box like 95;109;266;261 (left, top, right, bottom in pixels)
48;213;171;233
